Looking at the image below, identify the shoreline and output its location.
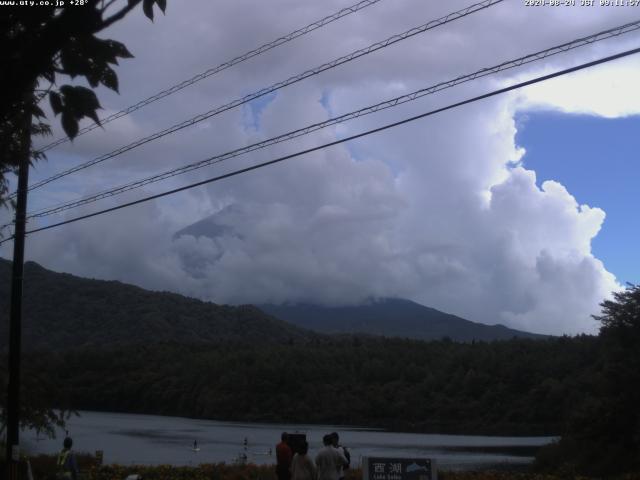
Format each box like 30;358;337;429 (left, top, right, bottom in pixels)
51;408;562;438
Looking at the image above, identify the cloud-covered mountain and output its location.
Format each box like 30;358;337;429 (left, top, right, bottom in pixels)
260;298;547;342
0;259;544;351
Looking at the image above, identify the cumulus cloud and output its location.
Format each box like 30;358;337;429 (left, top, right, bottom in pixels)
517;55;640;118
4;0;638;335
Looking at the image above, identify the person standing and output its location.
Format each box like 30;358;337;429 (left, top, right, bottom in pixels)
291;440;316;480
330;432;350;480
276;432;293;480
56;437;78;480
315;434;347;480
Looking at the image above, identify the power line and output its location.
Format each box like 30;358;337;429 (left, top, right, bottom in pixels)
1;45;635;245
37;0;386;153
19;0;503;196
24;19;640;220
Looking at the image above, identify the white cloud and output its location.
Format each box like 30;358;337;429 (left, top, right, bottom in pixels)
517;55;640;118
4;0;638;335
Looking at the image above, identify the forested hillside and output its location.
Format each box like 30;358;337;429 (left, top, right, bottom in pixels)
0;260;315;351
260;299;547;341
7;335;599;436
0;260;546;350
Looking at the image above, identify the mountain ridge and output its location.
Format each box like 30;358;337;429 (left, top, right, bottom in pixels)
0;259;546;351
0;259;315;351
259;298;548;341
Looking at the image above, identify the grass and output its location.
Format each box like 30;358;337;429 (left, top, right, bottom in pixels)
19;453;640;480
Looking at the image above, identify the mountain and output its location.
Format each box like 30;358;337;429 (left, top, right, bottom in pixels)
0;259;545;352
0;259;315;351
259;298;547;341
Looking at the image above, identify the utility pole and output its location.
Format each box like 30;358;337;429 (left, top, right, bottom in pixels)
5;101;31;480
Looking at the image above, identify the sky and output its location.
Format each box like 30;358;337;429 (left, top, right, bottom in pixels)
516;111;640;287
2;0;640;335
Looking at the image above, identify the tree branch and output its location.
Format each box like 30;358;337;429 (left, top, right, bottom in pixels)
100;0;120;13
101;0;142;30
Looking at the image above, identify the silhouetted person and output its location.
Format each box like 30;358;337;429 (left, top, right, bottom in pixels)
276;432;293;480
56;437;78;480
330;432;350;480
291;440;316;480
316;434;347;480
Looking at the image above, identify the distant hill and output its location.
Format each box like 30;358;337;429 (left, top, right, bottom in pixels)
259;298;547;342
0;259;545;352
0;259;315;351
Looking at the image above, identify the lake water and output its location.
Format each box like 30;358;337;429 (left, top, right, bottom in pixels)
22;411;555;471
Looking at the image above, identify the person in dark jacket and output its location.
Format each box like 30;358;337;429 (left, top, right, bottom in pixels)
276;432;293;480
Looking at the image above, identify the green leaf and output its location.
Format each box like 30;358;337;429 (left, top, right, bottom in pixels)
66;86;101;113
85;68;101;88
143;0;154;21
92;37;119;65
85;109;101;126
32;104;46;119
107;40;134;60
49;92;63;115
58;85;75;97
61;111;79;139
59;85;102;125
31;122;52;139
42;69;55;83
59;40;84;78
100;67;119;93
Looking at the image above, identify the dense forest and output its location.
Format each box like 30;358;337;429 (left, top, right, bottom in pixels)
1;259;638;475
0;260;316;351
0;260;544;350
1;307;638;475
4;336;598;435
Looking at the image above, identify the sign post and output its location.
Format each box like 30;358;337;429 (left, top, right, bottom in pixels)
363;457;437;480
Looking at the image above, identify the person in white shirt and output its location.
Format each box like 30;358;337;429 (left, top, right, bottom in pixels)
315;434;347;480
330;432;350;480
291;441;316;480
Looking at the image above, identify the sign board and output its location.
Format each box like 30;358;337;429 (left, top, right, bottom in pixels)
363;457;437;480
11;444;20;461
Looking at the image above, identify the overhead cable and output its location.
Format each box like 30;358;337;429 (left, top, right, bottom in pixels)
0;45;635;245
25;19;640;219
20;0;503;196
37;0;387;153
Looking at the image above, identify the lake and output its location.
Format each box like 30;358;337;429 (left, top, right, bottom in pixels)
22;411;555;471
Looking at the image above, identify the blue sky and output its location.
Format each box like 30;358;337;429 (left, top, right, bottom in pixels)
244;91;278;131
516;111;640;286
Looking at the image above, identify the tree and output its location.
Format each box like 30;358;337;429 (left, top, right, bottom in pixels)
536;284;640;475
590;284;640;473
0;0;167;206
0;0;168;438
